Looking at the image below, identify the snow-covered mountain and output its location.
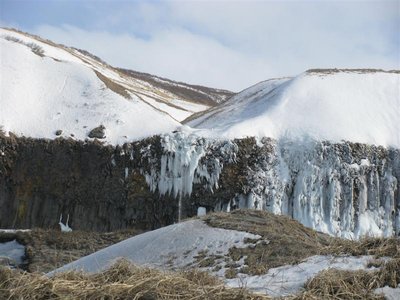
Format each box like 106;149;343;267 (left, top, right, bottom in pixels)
0;28;232;144
2;27;398;148
186;69;400;148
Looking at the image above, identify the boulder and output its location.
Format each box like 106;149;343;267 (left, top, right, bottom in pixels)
88;125;106;139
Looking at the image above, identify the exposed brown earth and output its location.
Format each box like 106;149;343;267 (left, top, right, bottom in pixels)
119;68;234;106
94;70;131;99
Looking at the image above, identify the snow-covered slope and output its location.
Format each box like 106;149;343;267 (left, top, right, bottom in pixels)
50;220;260;274
2;28;397;148
0;28;226;144
187;70;400;148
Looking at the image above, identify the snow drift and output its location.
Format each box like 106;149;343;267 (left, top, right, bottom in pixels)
187;69;400;148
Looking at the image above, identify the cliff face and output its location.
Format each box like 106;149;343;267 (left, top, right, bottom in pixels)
0;134;175;231
1;132;399;238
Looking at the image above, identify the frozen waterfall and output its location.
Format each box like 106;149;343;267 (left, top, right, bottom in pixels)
141;132;399;239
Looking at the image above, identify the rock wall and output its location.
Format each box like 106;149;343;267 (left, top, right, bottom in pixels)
0;132;399;238
0;134;177;231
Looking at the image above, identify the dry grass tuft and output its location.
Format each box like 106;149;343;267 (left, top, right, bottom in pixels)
0;259;269;300
295;269;383;300
292;258;400;300
326;237;400;258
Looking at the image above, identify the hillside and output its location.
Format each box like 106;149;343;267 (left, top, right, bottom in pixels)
0;28;232;144
186;69;400;148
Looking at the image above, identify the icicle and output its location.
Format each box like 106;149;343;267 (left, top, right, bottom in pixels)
59;214;72;232
141;131;235;199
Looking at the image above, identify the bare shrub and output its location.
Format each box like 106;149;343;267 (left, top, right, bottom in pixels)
2;35;45;57
26;42;44;57
3;35;22;43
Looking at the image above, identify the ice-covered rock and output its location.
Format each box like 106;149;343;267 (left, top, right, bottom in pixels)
140;134;400;239
141;131;237;198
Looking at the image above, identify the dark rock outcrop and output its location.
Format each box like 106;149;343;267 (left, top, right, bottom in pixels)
0;133;399;237
0;135;173;231
88;125;106;139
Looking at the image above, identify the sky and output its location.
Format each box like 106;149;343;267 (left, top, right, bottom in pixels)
1;0;399;91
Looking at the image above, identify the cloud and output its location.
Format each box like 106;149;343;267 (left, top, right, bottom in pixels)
30;1;400;91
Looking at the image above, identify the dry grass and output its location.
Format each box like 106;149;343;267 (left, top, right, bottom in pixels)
0;260;269;300
203;210;334;275
203;210;400;277
292;259;400;300
326;237;400;259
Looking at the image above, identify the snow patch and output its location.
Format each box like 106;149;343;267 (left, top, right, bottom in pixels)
0;240;25;267
226;255;378;297
375;285;400;300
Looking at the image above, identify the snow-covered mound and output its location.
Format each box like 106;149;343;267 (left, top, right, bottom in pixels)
50;219;260;274
0;28;223;144
187;70;400;148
